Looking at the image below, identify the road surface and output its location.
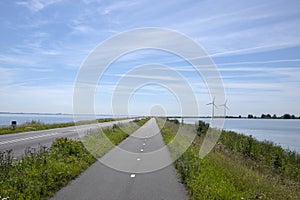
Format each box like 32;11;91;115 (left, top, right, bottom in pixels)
52;118;188;200
0;119;133;158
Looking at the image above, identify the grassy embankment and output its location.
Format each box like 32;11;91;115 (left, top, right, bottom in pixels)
0;118;129;135
0;118;149;200
158;118;300;199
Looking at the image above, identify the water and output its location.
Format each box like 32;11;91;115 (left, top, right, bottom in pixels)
0;113;122;127
182;118;300;153
1;114;299;152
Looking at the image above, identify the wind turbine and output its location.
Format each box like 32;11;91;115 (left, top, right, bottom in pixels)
206;97;217;118
219;99;229;117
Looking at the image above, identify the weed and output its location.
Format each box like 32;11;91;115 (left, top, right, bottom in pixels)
159;119;300;199
0;118;149;199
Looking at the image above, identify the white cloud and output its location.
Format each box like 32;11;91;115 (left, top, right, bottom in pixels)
16;0;63;12
0;54;38;66
70;25;96;35
218;59;300;66
99;1;139;15
0;84;73;113
2;0;299;115
207;38;300;58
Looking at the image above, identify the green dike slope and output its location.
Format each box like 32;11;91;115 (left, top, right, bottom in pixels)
158;118;300;200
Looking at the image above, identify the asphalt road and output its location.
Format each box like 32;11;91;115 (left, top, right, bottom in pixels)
0;119;133;158
52;118;188;200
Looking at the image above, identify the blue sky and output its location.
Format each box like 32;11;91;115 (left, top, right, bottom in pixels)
0;0;300;116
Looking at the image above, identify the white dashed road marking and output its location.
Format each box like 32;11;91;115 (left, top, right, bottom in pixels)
130;174;136;178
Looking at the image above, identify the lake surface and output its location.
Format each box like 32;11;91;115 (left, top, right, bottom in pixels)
1;114;299;152
0;113;123;127
183;118;300;153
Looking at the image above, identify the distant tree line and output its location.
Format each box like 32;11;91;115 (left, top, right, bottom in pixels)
247;113;299;119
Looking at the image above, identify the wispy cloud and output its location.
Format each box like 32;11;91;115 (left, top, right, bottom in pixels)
99;1;139;15
0;84;73;113
112;73;180;82
16;0;63;12
69;24;96;35
208;40;300;58
218;59;300;66
0;54;38;66
1;0;299;115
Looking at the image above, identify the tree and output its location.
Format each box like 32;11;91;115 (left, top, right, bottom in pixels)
282;114;291;119
272;114;277;119
261;114;271;118
291;115;295;119
248;114;254;118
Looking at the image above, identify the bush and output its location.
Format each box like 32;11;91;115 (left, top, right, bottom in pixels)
196;120;209;136
160;120;300;199
0;118;151;199
219;128;300;181
0;138;95;199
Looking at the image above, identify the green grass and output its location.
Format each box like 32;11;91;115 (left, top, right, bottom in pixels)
0;138;95;199
0;118;131;135
82;118;150;158
219;129;300;182
0;118;149;199
196;120;300;181
158;119;300;200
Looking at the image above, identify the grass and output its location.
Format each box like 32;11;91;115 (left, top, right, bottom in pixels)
219;129;300;182
0;118;149;200
195;120;299;182
0;118;130;135
82;118;150;158
0;138;95;199
158;118;300;200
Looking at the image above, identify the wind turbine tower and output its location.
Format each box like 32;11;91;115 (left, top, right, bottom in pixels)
219;99;229;117
206;97;217;118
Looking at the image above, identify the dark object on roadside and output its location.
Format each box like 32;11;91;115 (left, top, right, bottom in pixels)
11;121;17;130
196;120;209;136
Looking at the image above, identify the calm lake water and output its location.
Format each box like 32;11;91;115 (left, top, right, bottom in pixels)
1;114;299;152
0;113;121;127
183;118;300;153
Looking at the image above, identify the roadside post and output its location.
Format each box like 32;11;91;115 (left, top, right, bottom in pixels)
11;120;17;130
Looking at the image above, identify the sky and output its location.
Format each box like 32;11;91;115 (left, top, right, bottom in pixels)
0;0;300;117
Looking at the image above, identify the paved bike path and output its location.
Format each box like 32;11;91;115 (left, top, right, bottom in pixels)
52;118;188;200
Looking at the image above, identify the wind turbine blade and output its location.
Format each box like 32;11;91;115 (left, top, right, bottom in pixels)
219;99;228;109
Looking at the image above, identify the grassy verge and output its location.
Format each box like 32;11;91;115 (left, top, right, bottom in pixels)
0;118;130;135
158;119;300;199
0;118;149;199
82;118;150;158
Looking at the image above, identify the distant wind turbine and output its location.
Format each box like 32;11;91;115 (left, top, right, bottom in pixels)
219;99;229;117
206;97;217;118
